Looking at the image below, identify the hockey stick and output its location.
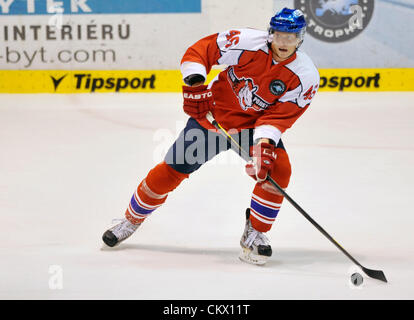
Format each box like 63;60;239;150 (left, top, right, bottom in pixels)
206;111;387;283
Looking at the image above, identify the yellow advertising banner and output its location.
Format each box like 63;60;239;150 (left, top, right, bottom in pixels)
0;68;413;93
318;68;414;92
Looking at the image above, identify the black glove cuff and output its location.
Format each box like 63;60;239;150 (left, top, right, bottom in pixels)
183;74;206;86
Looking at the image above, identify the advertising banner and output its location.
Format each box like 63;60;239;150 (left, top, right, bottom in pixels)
0;0;201;14
1;68;413;93
0;0;203;70
276;0;414;68
0;0;413;92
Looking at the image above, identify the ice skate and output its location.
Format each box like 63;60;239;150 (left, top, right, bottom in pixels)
239;209;272;265
102;218;141;247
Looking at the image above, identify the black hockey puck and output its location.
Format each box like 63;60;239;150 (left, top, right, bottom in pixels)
351;273;363;286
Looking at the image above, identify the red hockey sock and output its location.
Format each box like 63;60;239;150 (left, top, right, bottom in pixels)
125;162;189;224
249;148;291;232
250;186;284;232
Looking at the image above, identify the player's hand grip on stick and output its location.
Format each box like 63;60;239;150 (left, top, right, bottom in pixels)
245;143;277;182
182;85;214;119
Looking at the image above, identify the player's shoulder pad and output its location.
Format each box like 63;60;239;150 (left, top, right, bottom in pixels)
285;50;320;87
216;28;269;54
279;51;320;108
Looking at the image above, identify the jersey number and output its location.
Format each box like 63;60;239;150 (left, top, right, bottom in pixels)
303;84;318;101
225;30;241;48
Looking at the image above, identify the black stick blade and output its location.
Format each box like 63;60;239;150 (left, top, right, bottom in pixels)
362;267;387;282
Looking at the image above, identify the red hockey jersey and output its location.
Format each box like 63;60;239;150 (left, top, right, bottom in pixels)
180;28;320;144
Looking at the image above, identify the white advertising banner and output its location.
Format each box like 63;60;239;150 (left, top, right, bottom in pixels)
0;0;273;70
275;0;414;68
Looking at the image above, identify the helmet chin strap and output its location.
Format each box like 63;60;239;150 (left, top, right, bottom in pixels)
296;40;303;49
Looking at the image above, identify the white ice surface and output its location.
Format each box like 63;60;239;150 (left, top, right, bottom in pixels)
0;92;413;299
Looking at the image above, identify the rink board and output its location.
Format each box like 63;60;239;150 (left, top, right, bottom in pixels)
0;68;413;93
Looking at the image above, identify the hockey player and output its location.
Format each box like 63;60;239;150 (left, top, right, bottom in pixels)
102;8;320;265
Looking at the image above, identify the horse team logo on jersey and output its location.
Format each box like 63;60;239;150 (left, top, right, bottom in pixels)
233;77;259;110
227;67;272;112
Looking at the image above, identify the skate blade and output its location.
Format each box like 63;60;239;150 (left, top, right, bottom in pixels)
238;247;268;265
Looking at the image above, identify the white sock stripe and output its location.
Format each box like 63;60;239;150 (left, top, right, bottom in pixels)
134;191;163;210
250;209;275;225
127;205;147;219
251;194;282;209
141;179;168;200
251;208;276;221
252;194;282;207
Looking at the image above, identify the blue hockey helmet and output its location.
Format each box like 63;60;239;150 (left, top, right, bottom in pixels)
269;8;307;46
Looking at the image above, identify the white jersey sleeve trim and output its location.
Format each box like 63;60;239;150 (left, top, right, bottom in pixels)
281;51;320;108
278;85;302;105
180;61;207;81
217;49;244;66
253;125;282;145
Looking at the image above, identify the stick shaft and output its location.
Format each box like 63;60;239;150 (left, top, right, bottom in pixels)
206;112;386;281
